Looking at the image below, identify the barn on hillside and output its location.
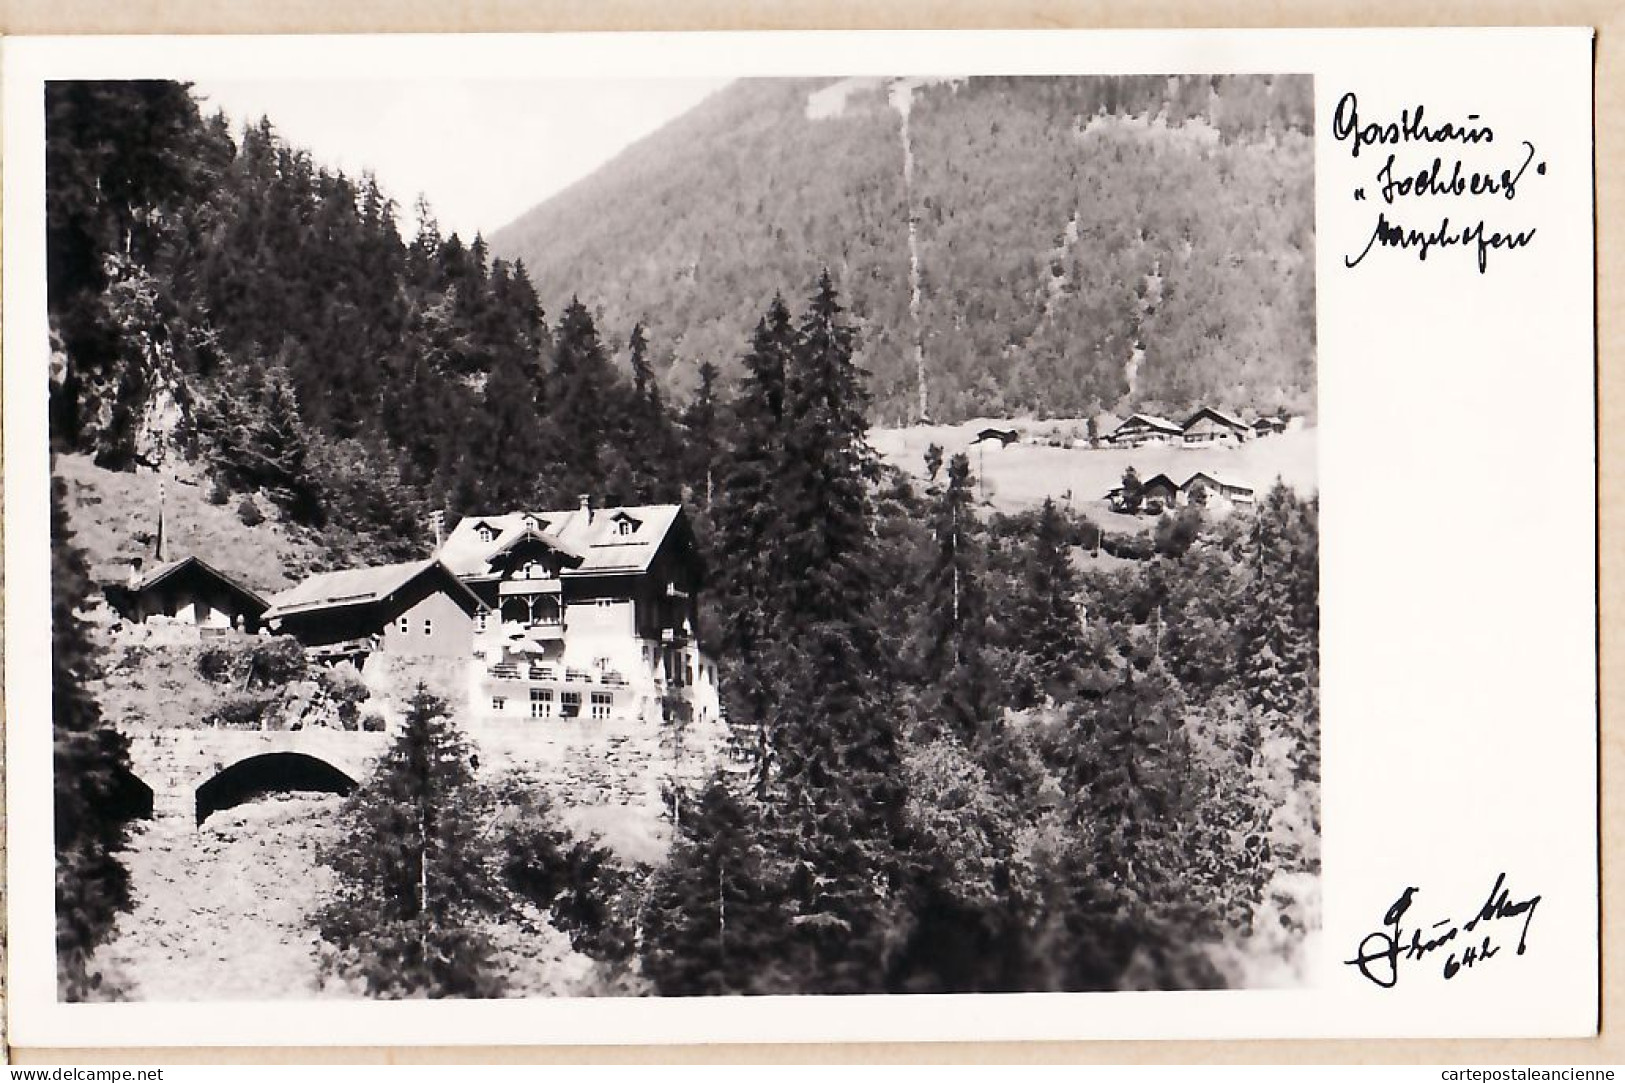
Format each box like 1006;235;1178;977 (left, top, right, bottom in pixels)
109;555;269;634
263;559;484;658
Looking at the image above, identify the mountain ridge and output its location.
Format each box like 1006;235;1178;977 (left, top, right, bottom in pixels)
491;74;1316;425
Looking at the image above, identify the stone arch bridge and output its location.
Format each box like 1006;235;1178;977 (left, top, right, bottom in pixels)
124;727;389;826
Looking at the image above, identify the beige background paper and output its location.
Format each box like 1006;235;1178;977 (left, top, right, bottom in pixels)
0;0;1616;1065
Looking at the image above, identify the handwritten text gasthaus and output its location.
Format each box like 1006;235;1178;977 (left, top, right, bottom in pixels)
1334;92;1545;274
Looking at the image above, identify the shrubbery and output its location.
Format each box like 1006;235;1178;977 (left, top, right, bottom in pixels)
206;690;276;729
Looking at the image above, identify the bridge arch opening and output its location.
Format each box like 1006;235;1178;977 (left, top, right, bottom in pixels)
111;767;155;821
195;752;357;826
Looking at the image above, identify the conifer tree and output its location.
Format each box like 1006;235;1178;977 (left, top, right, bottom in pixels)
52;477;137;999
1058;655;1219;990
778;271;876;631
1240;480;1313;722
1015;498;1084;701
543;297;625;505
249;367;324;524
316;686;503;998
918;452;999;737
709;298;796;780
640;779;791;995
680;360;723;506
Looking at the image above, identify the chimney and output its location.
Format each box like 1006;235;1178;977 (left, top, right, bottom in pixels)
579;493;592;523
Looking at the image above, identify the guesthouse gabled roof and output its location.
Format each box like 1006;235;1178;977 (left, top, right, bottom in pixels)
438;504;689;579
263;558;481;621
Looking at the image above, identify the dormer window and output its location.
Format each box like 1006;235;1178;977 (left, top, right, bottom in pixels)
475;523;497;544
616;519;635;537
521;514;539;532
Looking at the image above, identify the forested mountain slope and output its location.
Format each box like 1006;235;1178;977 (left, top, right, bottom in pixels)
493;75;1315;424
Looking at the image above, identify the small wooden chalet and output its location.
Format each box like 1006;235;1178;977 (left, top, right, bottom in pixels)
971;427;1020;447
1181;407;1250;446
1252;415;1290;436
1140;473;1182;508
1106;413;1183;448
109;555;269;634
263;559;483;658
1183;472;1256;505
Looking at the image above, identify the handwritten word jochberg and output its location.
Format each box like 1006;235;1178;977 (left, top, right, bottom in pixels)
1333;92;1545;274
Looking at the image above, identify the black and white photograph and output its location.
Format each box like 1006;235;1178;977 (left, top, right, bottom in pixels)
42;68;1320;1003
5;25;1598;1051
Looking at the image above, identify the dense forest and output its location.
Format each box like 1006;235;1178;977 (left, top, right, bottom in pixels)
495;75;1315;424
47;80;1319;997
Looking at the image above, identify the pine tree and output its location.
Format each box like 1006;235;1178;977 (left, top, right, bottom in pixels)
1057;655;1221;990
708;297;797;781
680;360;723;506
917;453;999;738
640;778;791;995
1014;498;1084;701
760;275;906;990
1240;480;1313;721
53;477;139;999
316;686;503;998
778;272;876;631
248;367;324;524
542;297;625;505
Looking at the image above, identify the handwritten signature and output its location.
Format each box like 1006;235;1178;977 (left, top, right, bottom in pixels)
1345;873;1541;989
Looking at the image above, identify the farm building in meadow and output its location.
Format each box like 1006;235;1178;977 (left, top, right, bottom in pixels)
1252;415;1290;437
1183;471;1256;505
110;555;269;634
1181;407;1251;446
1139;473;1182;508
437;497;721;728
1106;413;1183;448
263;558;483;658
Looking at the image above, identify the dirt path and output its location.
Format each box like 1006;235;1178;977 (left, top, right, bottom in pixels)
97;792;349;1000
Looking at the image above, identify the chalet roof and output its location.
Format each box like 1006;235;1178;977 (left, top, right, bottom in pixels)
1111;413;1182;435
135;556;269;610
1182;406;1249;431
438;504;687;579
1140;473;1181;491
263;558;480;620
1183;471;1254;493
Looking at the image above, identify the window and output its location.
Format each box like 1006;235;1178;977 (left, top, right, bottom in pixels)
491;696;506;712
475;611;488;633
591;691;613;720
616;519;635;536
476;524;496;543
530;688;553;719
423;618;432;636
396;616;409;635
561;691;582;718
